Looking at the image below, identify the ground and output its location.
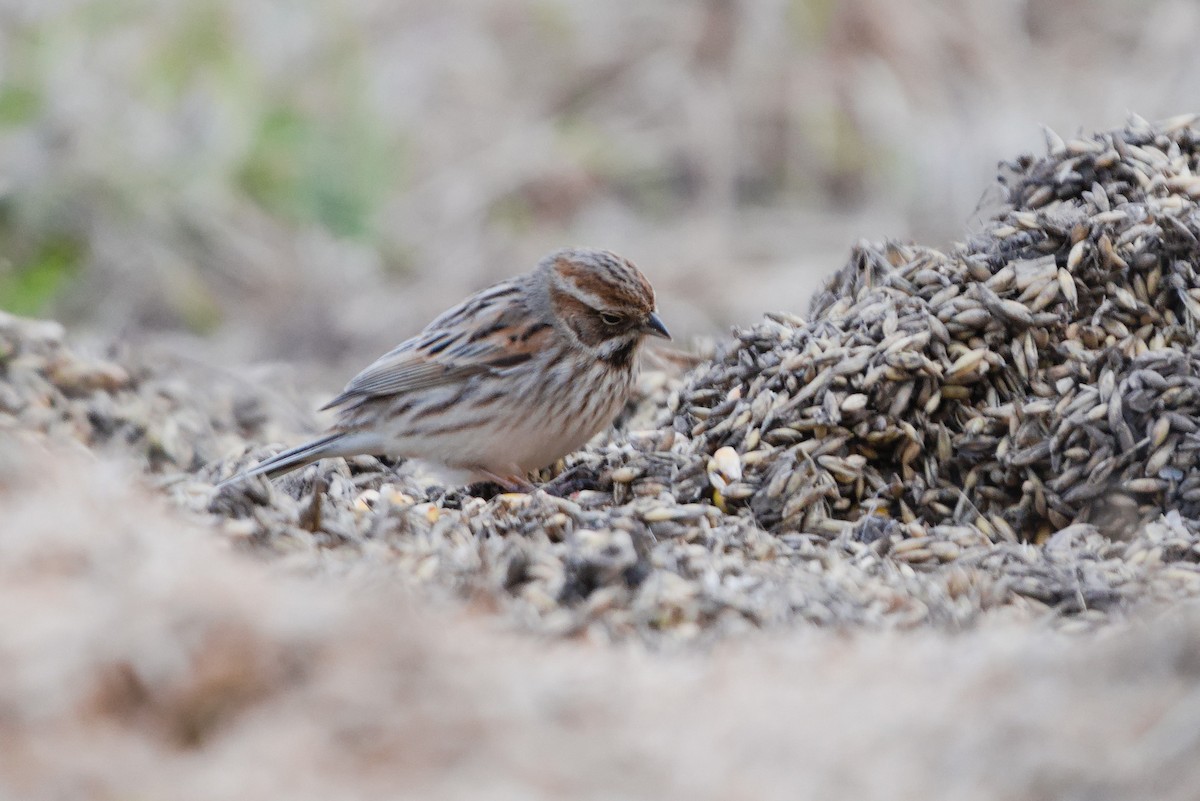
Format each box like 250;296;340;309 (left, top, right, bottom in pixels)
5;116;1200;798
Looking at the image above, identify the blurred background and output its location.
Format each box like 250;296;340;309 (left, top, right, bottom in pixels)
0;0;1197;371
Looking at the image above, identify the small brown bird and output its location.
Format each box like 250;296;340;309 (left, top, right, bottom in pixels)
220;248;669;491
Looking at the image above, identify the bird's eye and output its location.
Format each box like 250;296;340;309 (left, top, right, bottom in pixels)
599;312;624;326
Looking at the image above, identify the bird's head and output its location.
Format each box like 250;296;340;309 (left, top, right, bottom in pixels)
537;247;670;366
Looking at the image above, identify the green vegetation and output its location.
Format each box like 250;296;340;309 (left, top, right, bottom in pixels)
0;235;85;316
237;103;400;240
0;84;41;127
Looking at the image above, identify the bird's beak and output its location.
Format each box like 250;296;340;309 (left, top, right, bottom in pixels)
644;312;671;340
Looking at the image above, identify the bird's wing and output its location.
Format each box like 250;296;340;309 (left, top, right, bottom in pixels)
320;280;556;411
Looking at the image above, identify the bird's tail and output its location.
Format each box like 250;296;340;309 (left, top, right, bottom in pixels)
216;431;380;489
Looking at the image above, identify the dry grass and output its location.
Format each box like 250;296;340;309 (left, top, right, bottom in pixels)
2;0;1198;366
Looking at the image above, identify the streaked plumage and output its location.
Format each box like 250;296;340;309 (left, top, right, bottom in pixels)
218;248;669;491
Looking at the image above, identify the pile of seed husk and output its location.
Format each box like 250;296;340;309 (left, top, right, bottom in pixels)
671;113;1200;546
9;115;1200;641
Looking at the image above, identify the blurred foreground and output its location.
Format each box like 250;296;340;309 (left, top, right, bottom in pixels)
3;440;1200;801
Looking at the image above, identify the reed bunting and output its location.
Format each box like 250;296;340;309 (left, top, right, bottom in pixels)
218;248;669;491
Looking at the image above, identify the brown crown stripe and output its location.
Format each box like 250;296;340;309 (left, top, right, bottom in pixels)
553;255;654;312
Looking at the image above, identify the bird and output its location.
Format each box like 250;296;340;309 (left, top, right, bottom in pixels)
217;247;670;492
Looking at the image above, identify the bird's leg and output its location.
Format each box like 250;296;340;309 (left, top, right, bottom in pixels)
475;469;536;494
